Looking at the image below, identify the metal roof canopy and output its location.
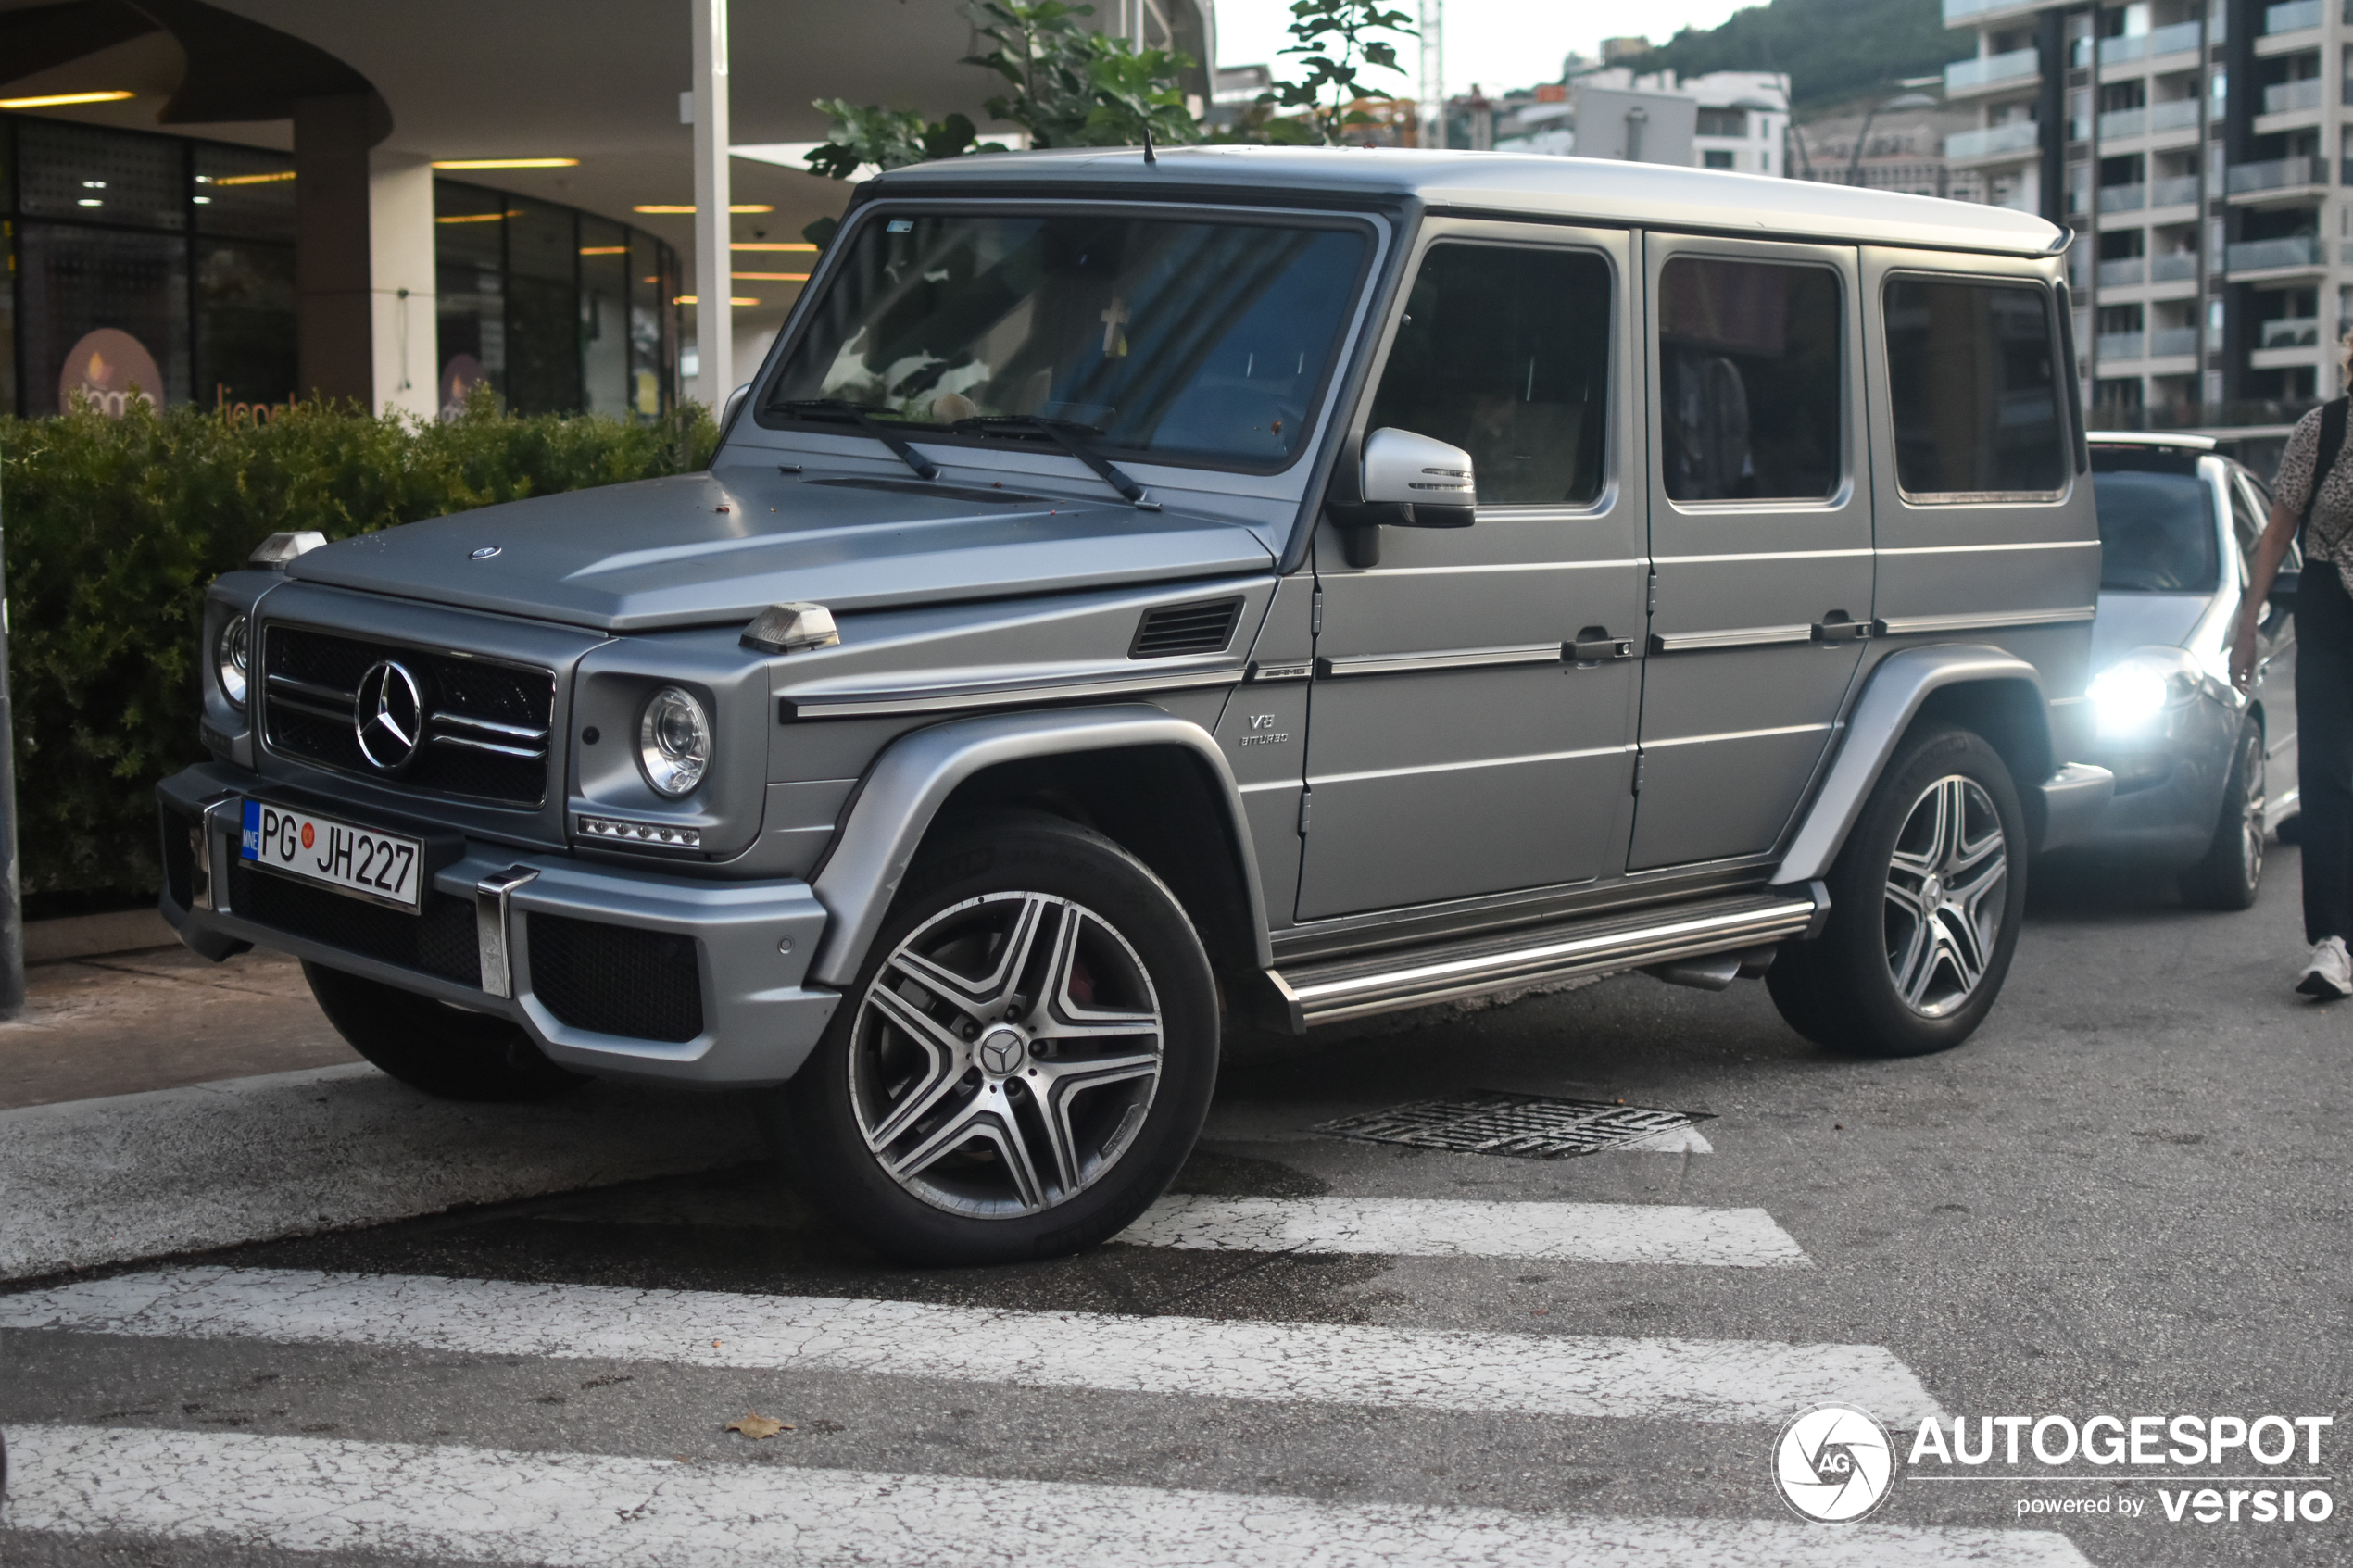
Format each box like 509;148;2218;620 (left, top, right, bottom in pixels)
871;145;2070;259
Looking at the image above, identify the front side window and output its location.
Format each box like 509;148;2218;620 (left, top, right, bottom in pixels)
1365;243;1612;506
762;211;1369;470
1657;256;1843;503
1884;277;2067;497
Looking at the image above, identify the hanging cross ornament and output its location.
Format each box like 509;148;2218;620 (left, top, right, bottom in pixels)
1100;298;1130;357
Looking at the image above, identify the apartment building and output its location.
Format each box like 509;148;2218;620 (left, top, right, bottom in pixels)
1944;0;2341;447
1478;69;1791;174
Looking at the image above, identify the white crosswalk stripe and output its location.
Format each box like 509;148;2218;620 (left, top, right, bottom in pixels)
1120;1194;1811;1266
0;1264;1941;1425
5;1424;2096;1568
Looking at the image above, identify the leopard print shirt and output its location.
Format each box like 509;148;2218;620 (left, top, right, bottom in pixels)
2271;403;2353;569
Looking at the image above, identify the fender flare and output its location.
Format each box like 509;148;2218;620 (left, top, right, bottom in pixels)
1772;645;2106;885
806;704;1272;987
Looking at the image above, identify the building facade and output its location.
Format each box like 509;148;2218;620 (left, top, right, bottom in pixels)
1478;69;1791;174
1944;0;2340;450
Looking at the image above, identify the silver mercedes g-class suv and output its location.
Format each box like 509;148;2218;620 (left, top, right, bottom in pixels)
160;148;2113;1263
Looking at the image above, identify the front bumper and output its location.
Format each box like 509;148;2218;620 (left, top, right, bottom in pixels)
2065;696;2242;865
157;763;839;1086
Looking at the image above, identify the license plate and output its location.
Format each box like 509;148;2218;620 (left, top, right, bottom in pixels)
240;800;423;911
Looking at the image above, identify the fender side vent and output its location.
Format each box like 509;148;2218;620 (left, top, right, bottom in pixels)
1131;597;1243;659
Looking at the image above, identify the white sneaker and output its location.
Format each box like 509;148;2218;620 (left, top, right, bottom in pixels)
2297;936;2353;998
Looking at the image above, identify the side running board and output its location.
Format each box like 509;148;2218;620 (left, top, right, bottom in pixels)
1264;885;1829;1031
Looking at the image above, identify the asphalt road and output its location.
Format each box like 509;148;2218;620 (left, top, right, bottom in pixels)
1;843;2346;1566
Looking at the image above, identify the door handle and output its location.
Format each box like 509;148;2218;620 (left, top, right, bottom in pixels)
1567;628;1638;663
1811;612;1880;645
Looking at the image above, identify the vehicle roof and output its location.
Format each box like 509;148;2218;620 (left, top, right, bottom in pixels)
2088;431;2221;452
867;145;2069;259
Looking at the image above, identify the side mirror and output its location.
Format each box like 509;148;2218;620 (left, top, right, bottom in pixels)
2269;569;2300;610
1329;428;1477;568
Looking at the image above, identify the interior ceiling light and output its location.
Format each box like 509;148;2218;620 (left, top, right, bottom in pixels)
674;295;761;306
0;90;133;109
579;245;627;255
733;242;819;252
732;271;809;282
210;170;296;185
432;157;579;169
635;204;773;214
434;210;523;224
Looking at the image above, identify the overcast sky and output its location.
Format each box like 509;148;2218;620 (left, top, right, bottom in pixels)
1213;0;1755;99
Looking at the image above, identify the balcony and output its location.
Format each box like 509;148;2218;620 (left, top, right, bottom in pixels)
2097;107;2146;139
2097;182;2145;212
2096;331;2146;361
2146;18;2203;56
2263;77;2327;115
2150;250;2200;281
1945;120;2042;162
2224;155;2328;194
2264;0;2322;33
2147;98;2202;134
2097;257;2147;287
1942;0;2038;23
1946;48;2038;95
2149;174;2202;207
2226;233;2326;271
2149;326;2201;357
2261;317;2322;347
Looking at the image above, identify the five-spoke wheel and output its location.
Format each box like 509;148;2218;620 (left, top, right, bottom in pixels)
774;811;1219;1264
1769;725;2028;1057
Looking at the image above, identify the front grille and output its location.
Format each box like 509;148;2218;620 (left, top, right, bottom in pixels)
1131;597;1243;658
527;913;704;1042
228;859;481;985
261;625;554;807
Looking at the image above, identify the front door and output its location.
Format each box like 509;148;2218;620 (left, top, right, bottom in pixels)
1629;236;1873;870
1297;223;1645;920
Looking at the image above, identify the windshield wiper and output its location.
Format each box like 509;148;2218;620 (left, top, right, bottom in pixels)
773;398;939;482
952;415;1157;510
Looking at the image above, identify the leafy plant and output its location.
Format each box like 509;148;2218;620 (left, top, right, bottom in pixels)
0;392;717;903
802;99;1002;181
962;1;1200;148
1259;0;1417;145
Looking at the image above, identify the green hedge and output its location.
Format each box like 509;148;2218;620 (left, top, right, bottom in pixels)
0;395;718;906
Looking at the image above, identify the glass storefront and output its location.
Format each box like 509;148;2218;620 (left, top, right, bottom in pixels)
2;113;679;420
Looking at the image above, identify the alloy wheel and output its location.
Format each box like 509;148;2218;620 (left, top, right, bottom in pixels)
848;890;1164;1219
2235;734;2268;889
1882;774;2008;1019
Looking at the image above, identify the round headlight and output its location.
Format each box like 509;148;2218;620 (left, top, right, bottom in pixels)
215;613;250;709
638;685;711;797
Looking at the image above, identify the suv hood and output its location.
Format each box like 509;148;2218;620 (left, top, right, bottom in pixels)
285;469;1278;633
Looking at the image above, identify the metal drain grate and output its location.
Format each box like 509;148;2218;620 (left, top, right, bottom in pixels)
1315;1091;1713;1159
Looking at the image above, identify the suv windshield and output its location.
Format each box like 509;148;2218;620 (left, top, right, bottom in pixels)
762;211;1369;470
2092;458;2219;593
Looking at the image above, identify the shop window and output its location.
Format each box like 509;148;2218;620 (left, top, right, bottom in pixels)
20;224;189;416
581;217;632;420
17;119;182;231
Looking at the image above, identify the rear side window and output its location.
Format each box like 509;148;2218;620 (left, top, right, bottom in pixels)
1884;277;2067;497
1366;243;1612;507
1657;257;1843;502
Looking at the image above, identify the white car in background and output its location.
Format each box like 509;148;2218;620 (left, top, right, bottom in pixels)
2076;432;2298;907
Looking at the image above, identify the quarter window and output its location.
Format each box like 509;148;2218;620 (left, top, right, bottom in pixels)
1883;277;2067;497
1657;257;1843;502
1365;244;1612;507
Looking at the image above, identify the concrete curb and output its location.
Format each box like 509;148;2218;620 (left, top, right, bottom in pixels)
24;909;177;965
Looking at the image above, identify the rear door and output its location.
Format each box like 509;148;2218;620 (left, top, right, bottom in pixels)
1297;221;1645;920
1629;235;1872;869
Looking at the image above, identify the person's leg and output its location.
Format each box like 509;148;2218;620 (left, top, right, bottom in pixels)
2296;563;2353;946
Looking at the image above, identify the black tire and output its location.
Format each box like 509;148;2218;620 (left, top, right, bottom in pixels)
771;810;1218;1266
303;960;585;1101
2178;719;2266;911
1768;724;2028;1058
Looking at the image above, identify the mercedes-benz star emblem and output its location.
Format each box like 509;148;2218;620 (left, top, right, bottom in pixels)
976;1025;1028;1076
353;659;426;771
470;545;501;560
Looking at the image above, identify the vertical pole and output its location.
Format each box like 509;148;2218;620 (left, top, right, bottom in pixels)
691;0;732;408
0;448;22;1021
1419;0;1444;148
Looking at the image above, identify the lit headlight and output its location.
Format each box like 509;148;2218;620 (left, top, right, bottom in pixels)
215;613;250;709
637;685;711;797
2089;648;2197;734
